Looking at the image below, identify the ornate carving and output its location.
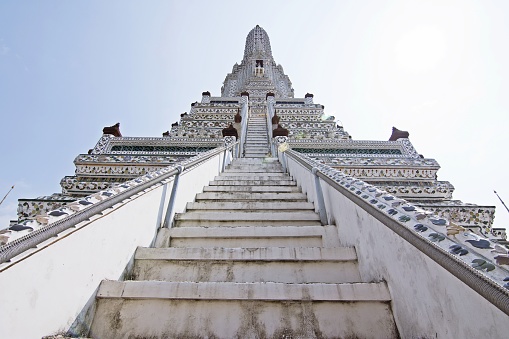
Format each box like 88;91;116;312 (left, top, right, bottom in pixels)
91;135;115;154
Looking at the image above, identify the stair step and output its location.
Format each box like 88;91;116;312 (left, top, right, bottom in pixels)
210;180;296;186
217;173;289;179
133;247;361;283
135;246;356;261
166;225;338;247
198;190;304;198
225;164;282;169
201;186;300;194
186;201;315;211
244;155;270;158
244;149;269;153
175;210;320;222
233;158;278;163
91;295;396;338
174;210;321;227
223;169;284;173
97;280;390;301
215;175;291;181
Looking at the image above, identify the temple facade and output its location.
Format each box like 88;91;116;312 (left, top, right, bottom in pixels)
2;25;509;339
14;25;503;240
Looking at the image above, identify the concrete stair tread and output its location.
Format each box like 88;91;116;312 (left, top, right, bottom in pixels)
174;210;320;221
221;171;285;174
209;180;296;186
168;225;332;237
196;193;307;201
135;246;357;261
186;201;315;210
97;280;391;301
233;158;278;163
203;186;300;193
215;175;291;180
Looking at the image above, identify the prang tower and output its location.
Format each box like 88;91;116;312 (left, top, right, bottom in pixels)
15;25;500;239
2;25;508;339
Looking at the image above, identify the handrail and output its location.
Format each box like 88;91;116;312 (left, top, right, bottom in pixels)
283;149;509;316
0;142;238;264
239;99;249;157
266;98;275;155
267;97;274;140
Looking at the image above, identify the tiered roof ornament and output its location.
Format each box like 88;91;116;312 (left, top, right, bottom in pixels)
222;25;294;99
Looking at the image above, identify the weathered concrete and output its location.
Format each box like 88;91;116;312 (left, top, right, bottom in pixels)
133;247;361;283
89;157;398;338
167;225;333;248
97;280;391;301
91;281;397;338
174;210;321;226
92;299;397;339
202;184;300;191
286;154;509;338
197;190;305;198
186;200;315;210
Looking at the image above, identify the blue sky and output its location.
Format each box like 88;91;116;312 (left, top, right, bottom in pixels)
1;0;509;231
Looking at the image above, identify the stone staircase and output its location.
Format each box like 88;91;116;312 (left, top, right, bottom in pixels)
243;113;270;157
89;158;398;338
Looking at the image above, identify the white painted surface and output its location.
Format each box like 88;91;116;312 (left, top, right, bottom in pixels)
285;155;509;338
0;151;227;339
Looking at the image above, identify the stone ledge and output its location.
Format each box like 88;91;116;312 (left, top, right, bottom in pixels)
97;280;391;301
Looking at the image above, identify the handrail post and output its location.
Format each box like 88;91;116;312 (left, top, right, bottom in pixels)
274;136;289;173
222;149;227;172
223;136;236;171
266;95;275;155
312;167;328;225
162;165;184;228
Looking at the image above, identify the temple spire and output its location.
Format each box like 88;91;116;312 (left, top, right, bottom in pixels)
243;25;273;62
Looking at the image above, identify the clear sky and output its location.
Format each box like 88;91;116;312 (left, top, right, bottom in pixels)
1;0;508;231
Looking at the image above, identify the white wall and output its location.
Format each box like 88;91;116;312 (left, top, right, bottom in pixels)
285;155;509;338
0;151;227;339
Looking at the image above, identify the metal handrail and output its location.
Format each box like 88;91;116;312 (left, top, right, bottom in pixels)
239;100;249;157
284;149;509;316
266;100;274;140
0;142;237;264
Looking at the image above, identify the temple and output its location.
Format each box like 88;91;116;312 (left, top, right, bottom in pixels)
1;25;509;338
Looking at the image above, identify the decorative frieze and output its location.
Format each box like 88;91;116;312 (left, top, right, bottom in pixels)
75;164;165;177
307;156;439;167
17;195;76;220
75;154;188;165
416;202;496;231
295;148;403;156
181;120;231;129
277;109;324;116
378;181;454;200
89;136;223;155
60;177;120;195
339;167;437;180
184;113;236;120
282;121;336;129
290;139;420;158
91;134;115;154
